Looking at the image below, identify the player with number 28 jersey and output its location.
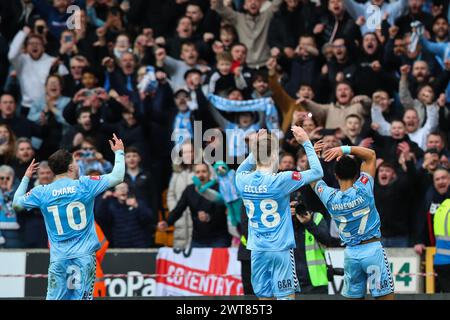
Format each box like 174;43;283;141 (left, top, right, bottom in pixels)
236;127;323;299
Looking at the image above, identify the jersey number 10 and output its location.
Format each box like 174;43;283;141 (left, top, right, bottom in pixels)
47;202;87;235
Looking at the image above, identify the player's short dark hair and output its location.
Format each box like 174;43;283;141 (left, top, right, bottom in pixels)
48;150;73;176
334;155;360;181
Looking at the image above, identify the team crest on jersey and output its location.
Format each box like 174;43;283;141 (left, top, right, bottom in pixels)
292;171;302;181
360;175;369;185
317;186;323;193
25;191;32;197
90;176;101;180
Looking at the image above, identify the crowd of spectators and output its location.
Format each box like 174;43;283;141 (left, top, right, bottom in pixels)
0;0;449;259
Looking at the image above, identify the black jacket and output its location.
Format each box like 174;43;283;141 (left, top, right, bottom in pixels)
0;115;42;140
374;160;416;238
316;11;360;47
167;184;229;244
268;1;318;50
128;0;180;37
61;75;84;98
95;197;155;248
124;169;158;215
369;130;424;167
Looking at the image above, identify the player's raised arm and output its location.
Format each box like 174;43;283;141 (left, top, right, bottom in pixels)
323;146;377;178
103;134;126;187
12;158;40;211
291;126;324;184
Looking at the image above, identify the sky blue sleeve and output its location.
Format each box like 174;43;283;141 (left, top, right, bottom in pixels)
13;178;42;211
353;172;375;193
420;37;448;58
343;0;365;19
235;153;256;192
314;180;336;208
274;140;324;193
80;175;111;198
103;150;125;187
387;0;408;20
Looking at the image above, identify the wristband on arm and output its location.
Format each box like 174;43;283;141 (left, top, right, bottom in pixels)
341;146;351;155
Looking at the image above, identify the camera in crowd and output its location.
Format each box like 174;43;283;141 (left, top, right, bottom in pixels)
294;197;309;217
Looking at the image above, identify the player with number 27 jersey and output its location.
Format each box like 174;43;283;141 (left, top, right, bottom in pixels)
314;173;381;246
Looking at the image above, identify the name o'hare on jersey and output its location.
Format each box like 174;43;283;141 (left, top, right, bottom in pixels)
12;134;126;300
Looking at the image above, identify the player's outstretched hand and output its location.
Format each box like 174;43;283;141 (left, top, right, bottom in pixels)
323;147;344;162
25;159;39;179
291;126;309;144
109;133;124;152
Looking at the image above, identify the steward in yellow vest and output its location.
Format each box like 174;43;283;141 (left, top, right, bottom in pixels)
434;198;450;293
292;201;337;294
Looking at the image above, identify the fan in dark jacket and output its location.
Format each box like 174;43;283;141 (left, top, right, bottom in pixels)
159;163;231;248
374;159;416;248
314;0;360;47
368;124;423;168
268;0;318;54
123;147;159;216
95;182;155;248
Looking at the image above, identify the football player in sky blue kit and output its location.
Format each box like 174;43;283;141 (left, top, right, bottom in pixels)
311;145;395;300
13;134;125;300
235;126;323;300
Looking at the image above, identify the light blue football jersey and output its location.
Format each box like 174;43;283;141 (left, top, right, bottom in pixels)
19;176;110;261
236;147;322;251
314;172;382;246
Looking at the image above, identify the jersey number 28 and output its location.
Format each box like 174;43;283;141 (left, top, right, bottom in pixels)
243;199;281;228
47;202;87;235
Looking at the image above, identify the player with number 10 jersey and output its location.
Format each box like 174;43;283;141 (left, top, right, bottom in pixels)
236;127;323;299
13;134;125;300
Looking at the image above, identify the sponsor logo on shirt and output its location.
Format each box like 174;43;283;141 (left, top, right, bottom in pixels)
360;175;369;185
292;172;302;181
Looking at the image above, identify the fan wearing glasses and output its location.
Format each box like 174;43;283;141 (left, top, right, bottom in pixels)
0;165;22;248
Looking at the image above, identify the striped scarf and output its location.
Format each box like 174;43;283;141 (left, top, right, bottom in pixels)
208;94;281;133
